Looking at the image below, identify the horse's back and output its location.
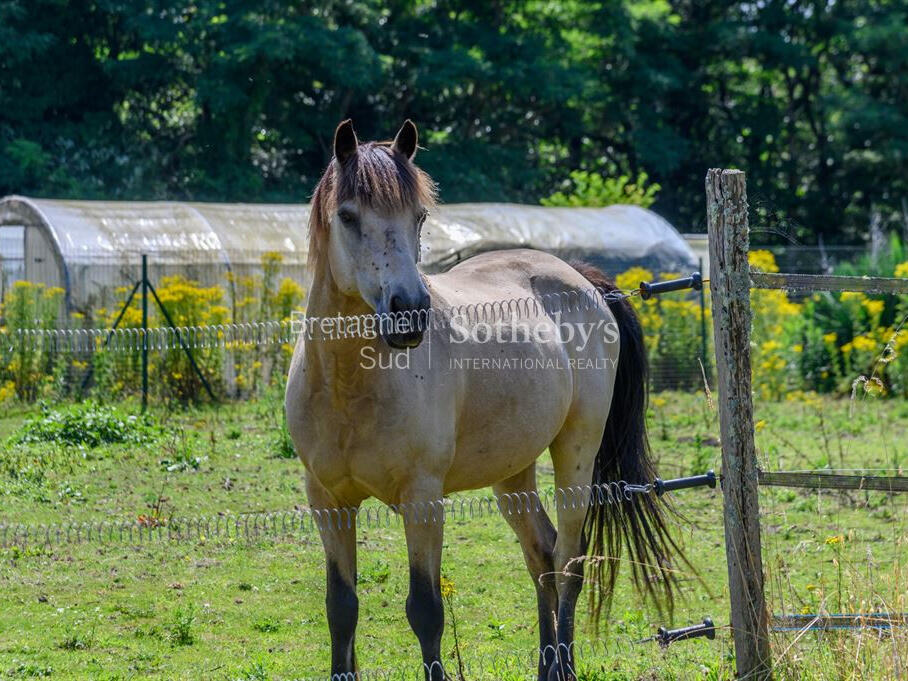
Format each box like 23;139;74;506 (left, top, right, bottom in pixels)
428;248;591;306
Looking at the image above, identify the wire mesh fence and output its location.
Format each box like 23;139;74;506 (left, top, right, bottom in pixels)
0;271;713;403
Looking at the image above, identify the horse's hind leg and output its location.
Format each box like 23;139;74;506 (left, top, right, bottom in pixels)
548;415;608;681
493;464;558;681
307;476;360;679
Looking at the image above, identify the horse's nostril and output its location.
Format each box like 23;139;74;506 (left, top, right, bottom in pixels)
390;294;405;313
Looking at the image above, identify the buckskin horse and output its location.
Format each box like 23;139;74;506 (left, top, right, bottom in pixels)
285;119;681;681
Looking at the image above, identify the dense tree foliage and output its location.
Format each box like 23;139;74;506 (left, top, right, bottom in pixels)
1;0;906;244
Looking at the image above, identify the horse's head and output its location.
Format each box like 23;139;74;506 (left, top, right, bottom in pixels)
309;119;437;349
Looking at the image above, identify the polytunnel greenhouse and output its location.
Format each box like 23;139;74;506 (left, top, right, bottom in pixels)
0;196;697;315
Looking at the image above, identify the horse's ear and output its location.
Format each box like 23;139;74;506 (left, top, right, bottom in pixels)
333;119;358;165
391;119;418;160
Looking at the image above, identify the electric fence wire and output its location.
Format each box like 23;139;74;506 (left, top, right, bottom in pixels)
0;283;640;356
0;478;683;549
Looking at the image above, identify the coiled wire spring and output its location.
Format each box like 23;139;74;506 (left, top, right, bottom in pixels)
1;284;634;355
0;480;648;549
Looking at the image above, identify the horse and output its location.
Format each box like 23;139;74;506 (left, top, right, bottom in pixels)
285;119;682;681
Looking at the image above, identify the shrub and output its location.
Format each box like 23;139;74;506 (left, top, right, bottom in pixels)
542;170;660;208
16;402;158;447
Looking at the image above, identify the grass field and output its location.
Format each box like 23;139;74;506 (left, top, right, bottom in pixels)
1;388;907;680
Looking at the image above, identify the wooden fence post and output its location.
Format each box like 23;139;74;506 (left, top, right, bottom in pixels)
705;169;772;679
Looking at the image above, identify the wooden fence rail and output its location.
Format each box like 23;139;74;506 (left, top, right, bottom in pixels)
758;471;908;492
750;271;908;295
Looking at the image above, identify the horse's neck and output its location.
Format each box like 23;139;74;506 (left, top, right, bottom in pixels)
303;264;376;402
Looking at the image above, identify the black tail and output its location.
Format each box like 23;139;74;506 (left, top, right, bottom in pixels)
571;262;685;623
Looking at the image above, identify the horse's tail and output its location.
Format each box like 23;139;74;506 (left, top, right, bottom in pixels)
571;262;684;623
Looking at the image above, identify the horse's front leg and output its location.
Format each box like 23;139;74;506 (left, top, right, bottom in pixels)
401;479;448;681
308;476;360;679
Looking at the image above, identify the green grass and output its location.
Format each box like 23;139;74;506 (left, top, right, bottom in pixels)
0;390;907;679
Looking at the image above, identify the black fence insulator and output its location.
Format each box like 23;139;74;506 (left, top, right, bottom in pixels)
639;272;703;300
656;617;716;648
654;470;717;496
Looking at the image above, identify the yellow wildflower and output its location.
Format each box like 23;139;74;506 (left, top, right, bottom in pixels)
440;576;456;599
263;251;284;266
616;267;654;293
0;380;15;404
748;250;780;273
851;334;877;354
762;340;782;353
862;299;884;319
894;331;908;351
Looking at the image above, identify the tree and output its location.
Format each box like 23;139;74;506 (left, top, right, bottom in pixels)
0;0;905;246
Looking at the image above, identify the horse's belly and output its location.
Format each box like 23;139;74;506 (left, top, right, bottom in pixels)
444;363;571;492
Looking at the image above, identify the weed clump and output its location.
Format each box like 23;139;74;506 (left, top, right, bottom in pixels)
16;402;158;448
167;605;196;646
59;627;94;651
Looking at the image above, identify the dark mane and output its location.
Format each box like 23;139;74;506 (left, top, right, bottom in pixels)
308;141;437;266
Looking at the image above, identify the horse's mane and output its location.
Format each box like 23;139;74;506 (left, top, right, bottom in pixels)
308;141;437;267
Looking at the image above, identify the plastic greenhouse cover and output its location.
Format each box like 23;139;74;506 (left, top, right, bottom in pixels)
5;197;697;274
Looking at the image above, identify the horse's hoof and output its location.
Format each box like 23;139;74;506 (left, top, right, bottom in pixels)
423;660;448;681
546;665;578;681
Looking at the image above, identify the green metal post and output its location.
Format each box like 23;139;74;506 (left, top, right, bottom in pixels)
141;254;148;411
698;257;709;379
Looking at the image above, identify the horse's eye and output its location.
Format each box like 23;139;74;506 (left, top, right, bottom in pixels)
337;210;357;227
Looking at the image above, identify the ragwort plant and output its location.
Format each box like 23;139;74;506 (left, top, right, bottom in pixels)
226;252;303;398
1;281;64;401
154;275;229;402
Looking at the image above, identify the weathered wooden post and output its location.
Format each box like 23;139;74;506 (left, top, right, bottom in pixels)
705;169;772;679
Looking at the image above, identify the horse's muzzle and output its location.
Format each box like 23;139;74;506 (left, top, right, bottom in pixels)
380;291;431;349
